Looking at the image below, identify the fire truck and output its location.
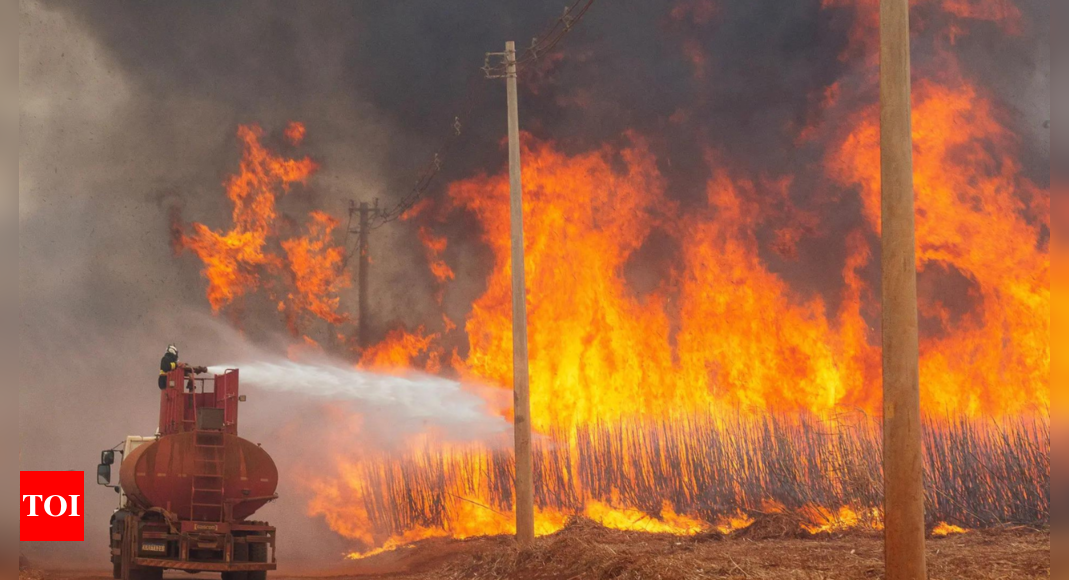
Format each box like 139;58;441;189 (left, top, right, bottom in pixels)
97;367;278;580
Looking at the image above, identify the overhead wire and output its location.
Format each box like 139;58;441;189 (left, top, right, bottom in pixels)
359;0;599;232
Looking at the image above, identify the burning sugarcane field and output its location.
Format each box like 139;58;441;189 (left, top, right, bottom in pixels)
17;1;1050;579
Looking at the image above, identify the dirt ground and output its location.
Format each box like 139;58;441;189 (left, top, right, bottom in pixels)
24;520;1050;580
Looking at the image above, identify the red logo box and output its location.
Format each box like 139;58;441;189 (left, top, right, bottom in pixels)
20;471;84;542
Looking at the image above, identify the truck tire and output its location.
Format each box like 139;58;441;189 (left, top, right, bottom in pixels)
118;513;162;580
128;568;163;580
222;542;249;580
111;510;131;580
247;542;268;580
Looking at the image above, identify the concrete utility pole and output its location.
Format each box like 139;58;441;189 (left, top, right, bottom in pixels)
349;200;379;350
880;0;928;578
501;40;535;546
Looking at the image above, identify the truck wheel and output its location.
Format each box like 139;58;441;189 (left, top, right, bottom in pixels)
222;539;250;580
129;568;163;580
248;542;268;563
247;542;268;580
111;510;130;580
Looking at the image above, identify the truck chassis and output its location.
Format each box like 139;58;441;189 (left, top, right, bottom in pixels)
110;507;276;580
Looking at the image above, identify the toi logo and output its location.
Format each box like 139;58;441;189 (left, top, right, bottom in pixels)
20;471;85;542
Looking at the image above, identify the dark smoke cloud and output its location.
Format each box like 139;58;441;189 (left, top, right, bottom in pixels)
20;0;1049;567
38;1;859;202
33;0;1050;323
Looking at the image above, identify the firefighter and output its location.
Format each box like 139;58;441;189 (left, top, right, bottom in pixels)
159;345;209;391
159;344;180;390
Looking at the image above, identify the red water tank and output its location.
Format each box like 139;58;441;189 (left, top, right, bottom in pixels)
119;431;278;522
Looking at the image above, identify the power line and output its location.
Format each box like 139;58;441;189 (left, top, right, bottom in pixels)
358;0;599;232
365;73;483;230
484;0;597;78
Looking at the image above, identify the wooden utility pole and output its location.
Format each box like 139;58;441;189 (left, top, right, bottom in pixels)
349;200;378;350
503;40;535;546
880;1;927;578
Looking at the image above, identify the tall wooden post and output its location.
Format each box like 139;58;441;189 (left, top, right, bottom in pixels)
357;201;372;349
505;40;535;546
880;1;928;578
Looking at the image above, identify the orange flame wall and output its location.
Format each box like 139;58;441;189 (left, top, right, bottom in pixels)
445;138;879;427
434;86;1047;428
402;7;1049;429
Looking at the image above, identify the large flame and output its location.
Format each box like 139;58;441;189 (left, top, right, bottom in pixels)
178;123;350;335
449;136;682;428
827;78;1049;416
439;94;1045;426
280;210;350;332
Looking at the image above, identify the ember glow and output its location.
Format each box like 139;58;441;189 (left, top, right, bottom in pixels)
175;0;1048;558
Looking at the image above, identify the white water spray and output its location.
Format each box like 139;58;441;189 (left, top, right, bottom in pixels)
209;356;510;438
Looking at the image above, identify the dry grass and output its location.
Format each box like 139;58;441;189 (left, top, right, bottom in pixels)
350;413;1048;542
20;554;46;580
27;526;1051;580
329;520;1049;580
